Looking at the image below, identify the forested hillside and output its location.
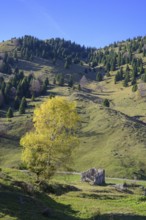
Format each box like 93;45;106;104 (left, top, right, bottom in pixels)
1;34;146;220
1;35;146;179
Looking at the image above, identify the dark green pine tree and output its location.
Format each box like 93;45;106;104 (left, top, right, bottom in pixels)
16;83;23;98
68;75;74;87
41;82;47;95
106;72;110;77
6;107;13;118
106;62;111;72
143;49;146;57
114;75;117;84
44;77;49;86
78;84;81;91
139;64;144;75
110;59;116;71
132;84;138;92
131;77;137;86
64;60;69;69
132;65;138;78
117;53;122;66
31;94;35;101
14;96;20;110
141;73;146;82
123;77;128;87
53;78;56;85
103;99;110;107
19;97;26;114
57;74;64;86
4;83;11;104
96;72;103;82
126;64;130;72
22;97;27;108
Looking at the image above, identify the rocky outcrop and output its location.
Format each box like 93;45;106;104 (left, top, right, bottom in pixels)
81;168;105;185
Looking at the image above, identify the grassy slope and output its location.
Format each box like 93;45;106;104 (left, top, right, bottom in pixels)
0;40;16;53
1;170;146;219
71;84;146;178
1;39;146;219
1;39;146;179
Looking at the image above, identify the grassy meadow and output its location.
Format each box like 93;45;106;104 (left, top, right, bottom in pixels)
1;170;146;219
1;39;146;219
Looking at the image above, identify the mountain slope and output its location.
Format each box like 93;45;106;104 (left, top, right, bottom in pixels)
1;35;146;179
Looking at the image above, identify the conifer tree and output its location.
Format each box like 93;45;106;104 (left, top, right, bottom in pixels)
96;72;103;82
123;78;128;87
132;84;138;92
14;96;20;110
131;77;137;86
68;75;74;87
78;84;81;91
22;97;27;108
19;97;26;114
31;94;35;101
41;83;47;95
44;77;49;86
53;78;56;85
103;99;110;107
6;107;13;118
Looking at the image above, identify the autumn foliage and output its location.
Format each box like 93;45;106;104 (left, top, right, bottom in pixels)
20;97;80;180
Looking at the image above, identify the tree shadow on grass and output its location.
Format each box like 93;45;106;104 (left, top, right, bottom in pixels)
17;59;42;72
90;214;146;220
0;176;146;220
78;193;125;200
0;181;80;220
0;183;146;220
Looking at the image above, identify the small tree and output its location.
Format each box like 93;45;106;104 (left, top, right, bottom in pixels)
103;99;110;107
20;97;80;181
123;78;128;87
56;74;64;86
44;77;49;86
96;72;103;82
132;84;138;92
106;72;110;77
131;77;136;86
14;96;20;110
0;90;4;107
41;83;47;95
22;97;27;108
31;94;35;101
64;61;69;69
6;107;13;118
141;73;146;82
68;75;74;87
19;97;26;114
53;78;56;85
78;84;81;91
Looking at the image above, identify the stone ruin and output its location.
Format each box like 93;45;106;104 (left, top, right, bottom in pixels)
79;75;88;88
81;168;105;185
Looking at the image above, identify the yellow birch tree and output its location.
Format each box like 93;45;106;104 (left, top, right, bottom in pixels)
20;97;79;180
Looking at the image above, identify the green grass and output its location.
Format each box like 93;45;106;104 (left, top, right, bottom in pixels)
0;40;16;53
43;173;146;218
70;85;146;179
1;80;146;179
1;170;146;220
1;40;146;177
2;38;146;218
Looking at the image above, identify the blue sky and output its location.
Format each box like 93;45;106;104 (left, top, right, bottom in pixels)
1;0;146;48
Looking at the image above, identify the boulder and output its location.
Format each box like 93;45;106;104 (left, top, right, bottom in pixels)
94;169;105;185
81;168;105;185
